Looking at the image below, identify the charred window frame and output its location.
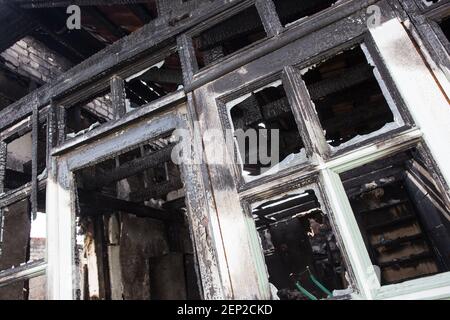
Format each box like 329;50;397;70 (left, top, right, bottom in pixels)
240;177;358;300
292;37;413;157
0;105;49;299
402;0;450;96
318;137;450;300
216;35;413;189
50;44;185;147
180;0;273;80
216;72;313;186
204;1;450;299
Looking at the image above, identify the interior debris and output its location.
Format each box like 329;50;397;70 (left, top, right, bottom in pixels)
302;46;395;148
193;6;266;68
254;190;349;300
228;81;305;178
341;148;450;285
74;137;200;300
0;0;449;302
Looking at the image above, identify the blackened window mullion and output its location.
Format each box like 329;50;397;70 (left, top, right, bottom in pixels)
362;37;414;127
177;34;199;85
282;66;329;158
255;0;283;37
31;102;38;220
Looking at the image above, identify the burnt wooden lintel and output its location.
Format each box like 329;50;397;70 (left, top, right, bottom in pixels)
84;145;174;190
78;190;180;222
110;76;127;120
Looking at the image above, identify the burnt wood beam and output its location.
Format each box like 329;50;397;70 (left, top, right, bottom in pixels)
0;142;6;194
78;190;179;221
307;64;375;100
84;145;174;190
56;106;67;146
31;102;38;219
129;178;183;202
110;76;126;119
84;7;129;39
46;102;57;168
12;0;154;8
140;68;184;85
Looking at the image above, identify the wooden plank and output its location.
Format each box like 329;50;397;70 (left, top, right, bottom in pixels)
256;0;283;37
0;259;46;289
78;190;179;222
110;76;127;120
52;90;185;157
31;102;39;219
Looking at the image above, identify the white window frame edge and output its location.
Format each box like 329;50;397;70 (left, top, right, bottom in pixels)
315;16;450;300
319;128;450;300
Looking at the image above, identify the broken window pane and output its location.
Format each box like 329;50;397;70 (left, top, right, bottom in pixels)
0;199;30;270
272;0;336;27
227;80;306;180
5;133;32;190
66;92;112;140
193;6;266;68
74;136;200;300
4;122;46;191
302;46;396;148
124;51;183;110
253;190;349;300
340;147;450;285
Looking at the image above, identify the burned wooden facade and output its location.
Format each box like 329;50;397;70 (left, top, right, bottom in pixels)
0;0;449;300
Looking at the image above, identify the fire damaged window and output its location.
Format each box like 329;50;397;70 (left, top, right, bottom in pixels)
0;191;47;299
124;51;183;110
193;6;266;68
4;126;46;191
302;46;397;149
254;190;349;300
74;135;200;300
340;148;450;285
272;0;336;27
66;92;112;140
226;80;306;180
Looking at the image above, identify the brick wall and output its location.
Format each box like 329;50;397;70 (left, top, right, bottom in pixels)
1;37;114;120
1;37;72;84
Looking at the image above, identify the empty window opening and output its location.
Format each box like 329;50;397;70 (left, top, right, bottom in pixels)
4;126;46;191
124;52;183;110
193;6;266;68
5;134;32;190
74;136;200;300
254;190;349;300
302;46;395;148
272;0;336;27
0;189;47;299
66;93;112;140
227;81;306;180
439;17;450;43
340;148;450;285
